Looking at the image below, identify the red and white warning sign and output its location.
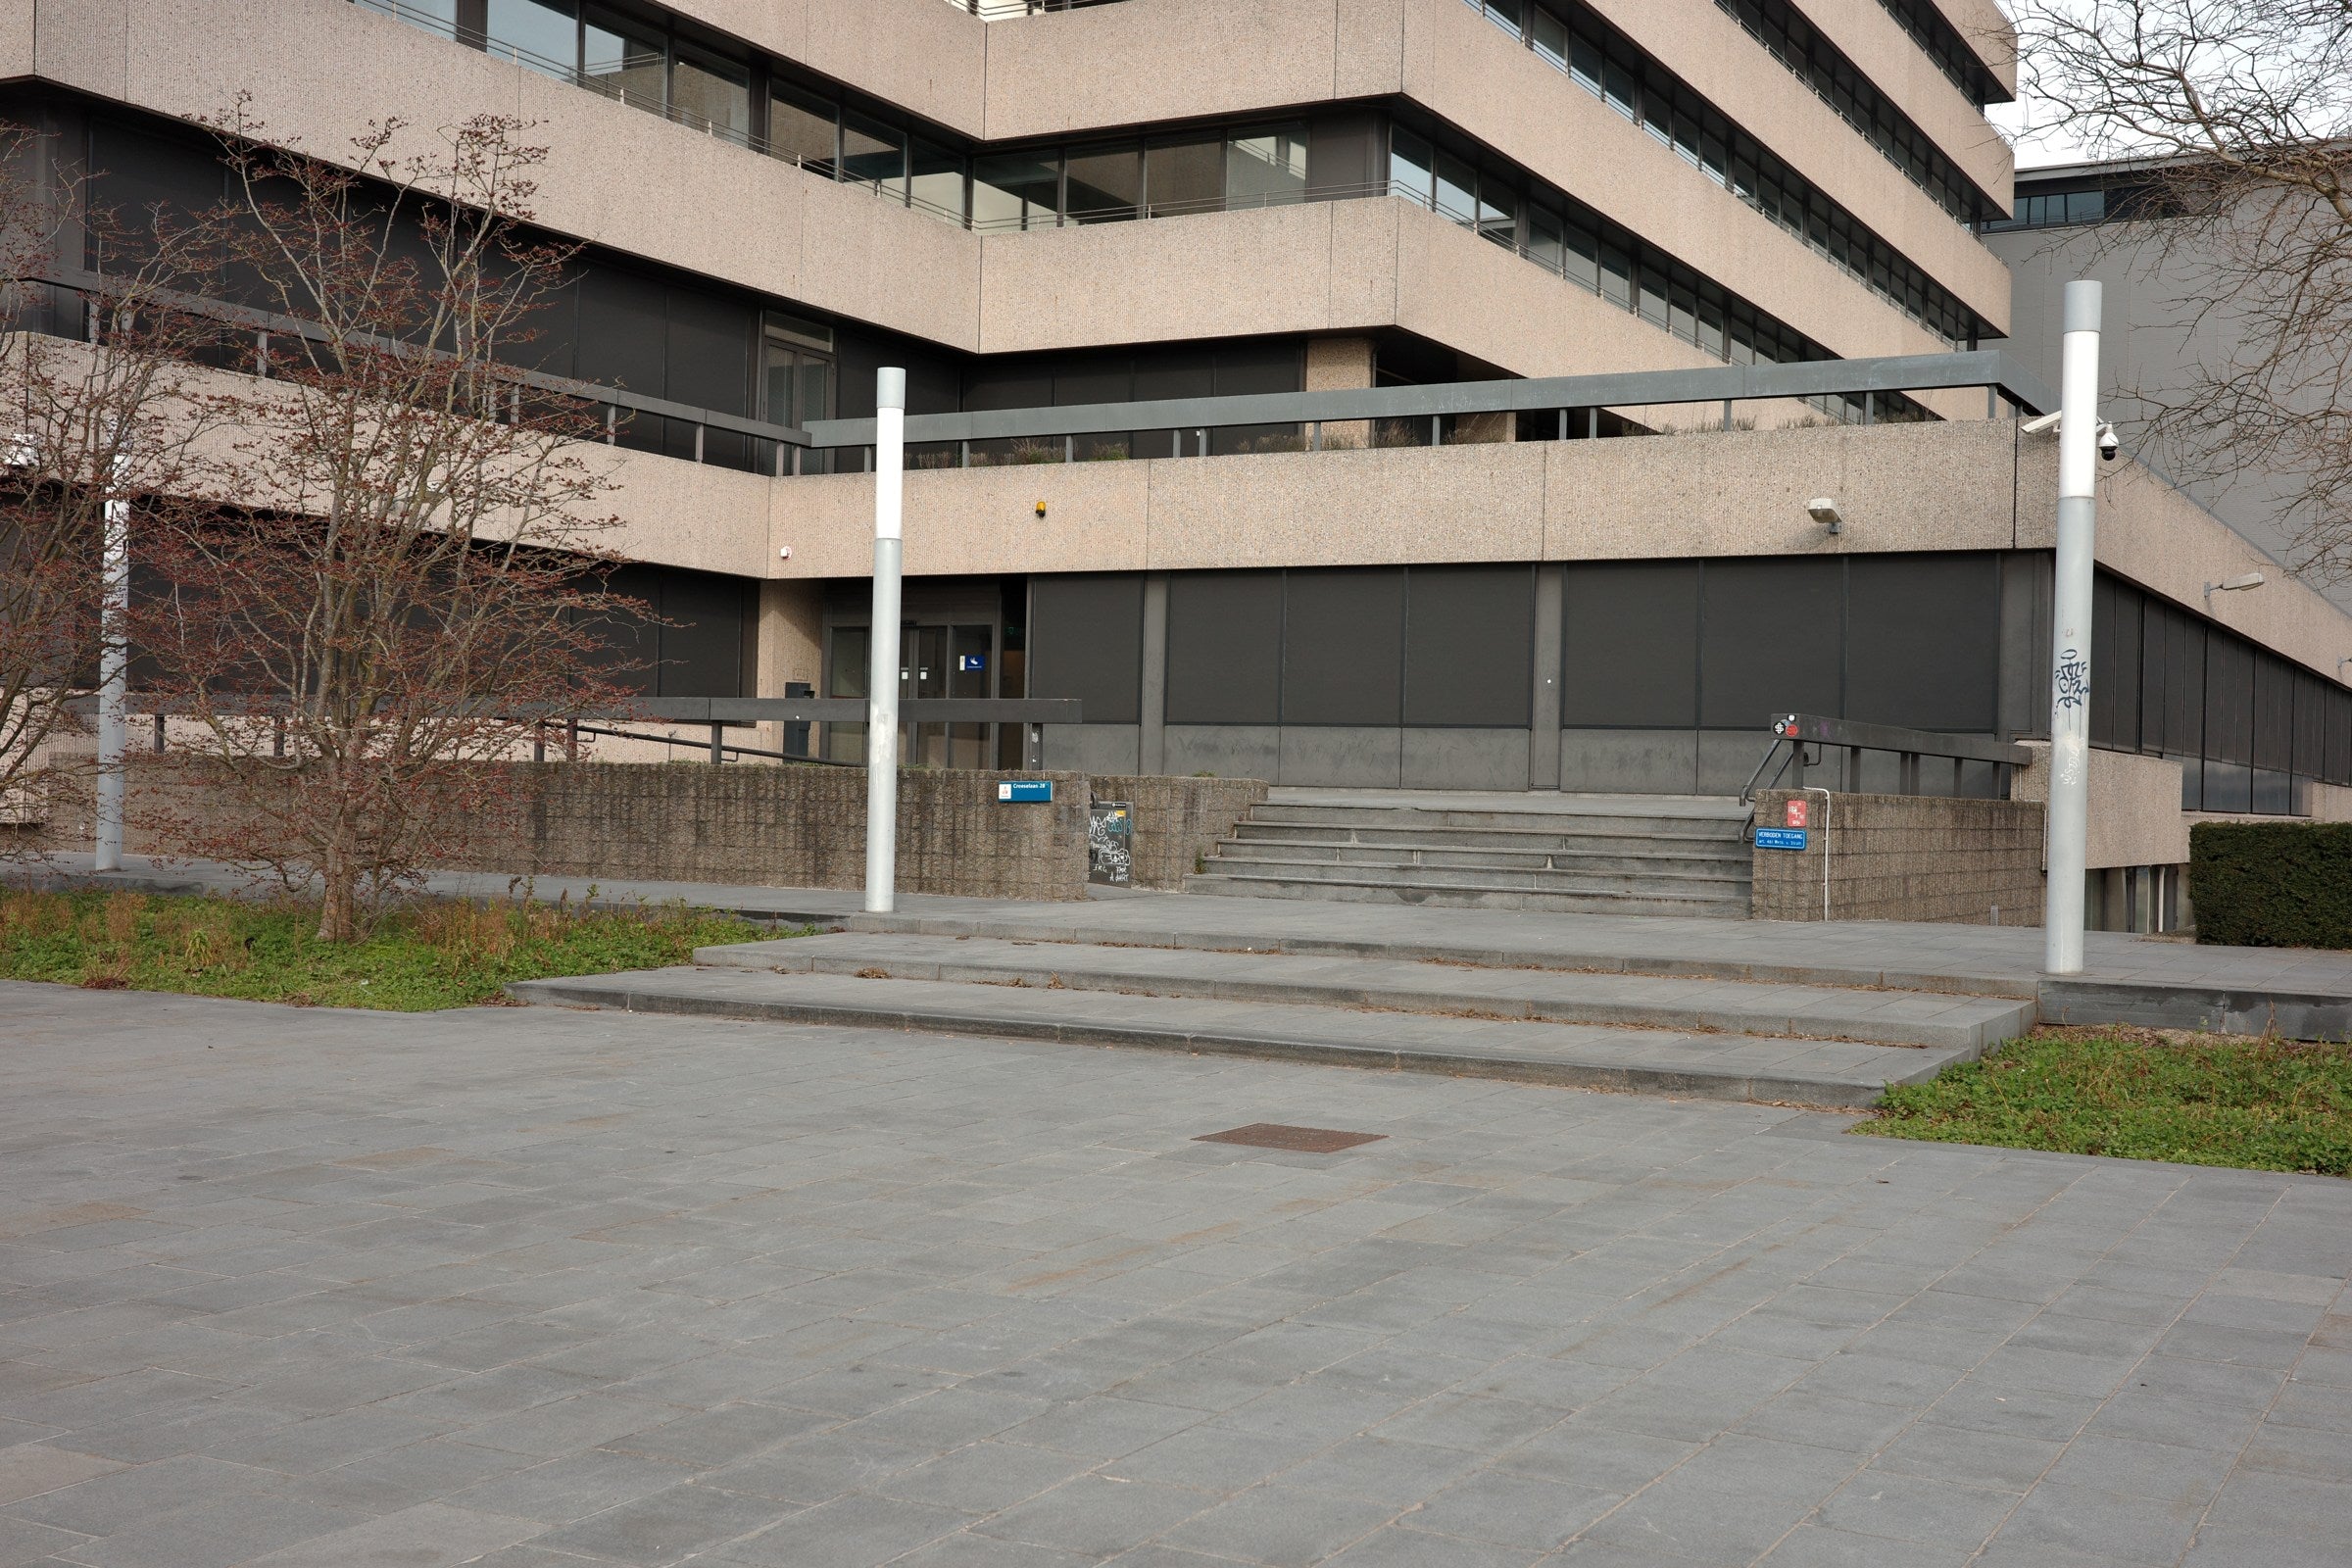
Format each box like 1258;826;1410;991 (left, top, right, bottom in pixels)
1784;799;1809;829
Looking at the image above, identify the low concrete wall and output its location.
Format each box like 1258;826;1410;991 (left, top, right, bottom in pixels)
1090;774;1269;890
34;760;1264;903
485;764;1092;901
1752;789;2046;925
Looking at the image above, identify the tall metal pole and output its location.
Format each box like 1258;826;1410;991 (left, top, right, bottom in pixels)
93;466;130;874
2043;280;2101;972
863;368;906;914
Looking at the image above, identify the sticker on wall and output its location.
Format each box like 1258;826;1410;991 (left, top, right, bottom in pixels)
1785;799;1809;829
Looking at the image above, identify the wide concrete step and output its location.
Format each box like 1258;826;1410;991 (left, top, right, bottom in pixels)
509;965;1984;1108
694;933;2034;1052
1249;804;1747;837
1182;870;1753;918
1216;840;1750;876
1197;858;1751;897
1231;821;1751;856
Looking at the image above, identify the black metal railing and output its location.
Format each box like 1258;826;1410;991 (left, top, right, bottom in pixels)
16;281;2057;479
1740;711;2035;839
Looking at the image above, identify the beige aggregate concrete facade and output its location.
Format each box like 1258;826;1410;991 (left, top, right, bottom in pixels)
1772;0;2014;182
1569;0;2009;325
1922;0;2019;94
12;0;2002;374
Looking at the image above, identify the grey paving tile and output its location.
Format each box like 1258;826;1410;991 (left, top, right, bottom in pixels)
714;1492;968;1567
1408;1471;1618;1551
444;1447;697;1524
526;1481;791;1564
1987;1480;2207;1565
8;980;2351;1568
1158;1484;1400;1566
51;1491;372;1568
973;1473;1217;1556
1813;1470;2016;1546
872;1442;1093;1512
1756;1524;1971;1567
228;1501;547;1567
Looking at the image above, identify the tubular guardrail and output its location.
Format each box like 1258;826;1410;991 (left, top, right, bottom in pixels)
13;271;2055;476
1741;710;2033;803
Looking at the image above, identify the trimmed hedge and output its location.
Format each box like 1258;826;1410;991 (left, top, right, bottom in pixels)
2191;821;2352;948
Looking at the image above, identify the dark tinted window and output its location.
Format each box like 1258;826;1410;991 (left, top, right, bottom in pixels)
1699;558;1841;728
1028;574;1142;725
1404;565;1535;726
1282;569;1404;725
1167;571;1282;724
1846;553;1997;731
657;570;747;697
1562;562;1698;727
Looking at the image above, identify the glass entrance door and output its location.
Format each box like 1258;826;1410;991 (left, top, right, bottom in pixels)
905;625;949;767
824;617;1004;768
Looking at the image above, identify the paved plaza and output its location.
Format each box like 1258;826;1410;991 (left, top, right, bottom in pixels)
3;980;2350;1567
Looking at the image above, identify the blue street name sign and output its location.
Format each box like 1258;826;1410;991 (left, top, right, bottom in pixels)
996;780;1054;804
1753;827;1809;851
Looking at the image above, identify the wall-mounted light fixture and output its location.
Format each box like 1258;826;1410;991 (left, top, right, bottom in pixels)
1805;497;1842;534
2203;571;2265;606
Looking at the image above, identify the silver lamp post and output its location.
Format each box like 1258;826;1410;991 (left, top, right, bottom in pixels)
863;368;906;914
2042;281;2101;973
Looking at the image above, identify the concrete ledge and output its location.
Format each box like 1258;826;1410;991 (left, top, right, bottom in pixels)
507;969;1969;1109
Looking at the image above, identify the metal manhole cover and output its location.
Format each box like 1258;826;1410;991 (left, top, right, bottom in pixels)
1194;1123;1386;1153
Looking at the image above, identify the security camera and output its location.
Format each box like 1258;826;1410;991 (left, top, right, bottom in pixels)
2097;423;2119;462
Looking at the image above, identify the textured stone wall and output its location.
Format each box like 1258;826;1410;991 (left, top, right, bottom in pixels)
1087;775;1269;890
477;764;1092;901
33;759;1263;903
1751;789;2046;925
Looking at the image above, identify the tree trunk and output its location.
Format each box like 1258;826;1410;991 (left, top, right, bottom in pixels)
317;847;359;944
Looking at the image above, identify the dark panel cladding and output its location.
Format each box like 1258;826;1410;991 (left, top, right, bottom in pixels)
1845;553;1998;731
658;570;751;698
1562;562;1699;727
86;119;226;247
1028;574;1144;725
573;267;670;397
591;564;751;699
1167;571;1283;725
1699;557;1841;729
1404;564;1536;727
664;285;756;415
1282;567;1405;726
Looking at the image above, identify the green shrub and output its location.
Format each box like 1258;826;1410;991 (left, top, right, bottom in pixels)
2190;820;2352;947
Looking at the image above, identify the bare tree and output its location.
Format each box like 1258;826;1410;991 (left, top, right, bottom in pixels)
2006;1;2352;582
0;124;213;843
132;107;644;942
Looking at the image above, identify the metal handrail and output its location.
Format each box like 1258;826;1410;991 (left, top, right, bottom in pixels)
1740;711;2033;805
813;350;2054;447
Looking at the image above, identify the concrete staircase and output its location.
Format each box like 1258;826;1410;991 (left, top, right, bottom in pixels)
510;920;2037;1109
1184;791;1754;918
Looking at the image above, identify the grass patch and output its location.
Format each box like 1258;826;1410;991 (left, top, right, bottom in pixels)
0;887;789;1011
1857;1026;2352;1176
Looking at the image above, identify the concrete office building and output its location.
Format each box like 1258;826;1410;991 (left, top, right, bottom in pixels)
8;0;2352;929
